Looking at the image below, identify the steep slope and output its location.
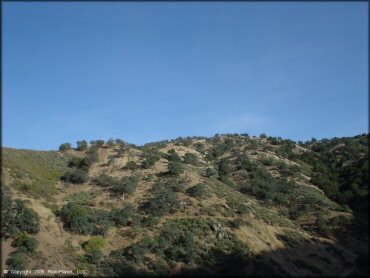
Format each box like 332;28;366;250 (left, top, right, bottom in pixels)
1;134;368;276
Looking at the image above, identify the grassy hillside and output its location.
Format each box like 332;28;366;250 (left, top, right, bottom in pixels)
2;148;70;200
1;134;368;276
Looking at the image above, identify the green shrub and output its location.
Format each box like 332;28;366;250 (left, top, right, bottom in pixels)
186;184;208;199
83;236;106;254
168;162;184;176
205;167;217;177
12;234;39;253
59;143;72;151
94;173;117;187
9;252;28;270
76;140;88;151
126;161;138;170
62;169;89;184
142;155;160;169
110;176;139;196
183;153;199;166
218;158;232;176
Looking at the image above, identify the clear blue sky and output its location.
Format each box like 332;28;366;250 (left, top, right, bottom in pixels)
3;2;368;150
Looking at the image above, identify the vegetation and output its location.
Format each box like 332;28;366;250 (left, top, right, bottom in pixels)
1;194;40;238
2;133;368;276
59;143;72;151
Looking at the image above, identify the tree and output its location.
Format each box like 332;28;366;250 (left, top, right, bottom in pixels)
76;140;88;151
59;143;72;152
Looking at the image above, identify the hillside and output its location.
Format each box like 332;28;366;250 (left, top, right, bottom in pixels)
1;134;368;277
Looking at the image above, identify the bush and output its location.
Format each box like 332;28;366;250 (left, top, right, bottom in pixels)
2;198;40;236
107;138;116;147
218;158;232;176
186;184;208;199
12;234;38;254
9;252;28;270
59;143;72;151
167;150;181;162
94;174;117;187
84;148;99;167
60;202;113;236
89;249;103;264
111;176;139;196
62;169;89;184
111;204;137;227
183;153;199;166
83;236;106;254
126;161;138;170
76;140;88;151
142;155;160;169
168;162;184;176
219;175;236;187
141;191;180;217
205;168;217;177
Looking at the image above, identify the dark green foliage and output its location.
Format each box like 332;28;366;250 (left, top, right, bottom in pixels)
111;176;139;196
141;190;180;217
66;148;98;171
59;202;113;236
219;175;236;187
218;158;232;176
142;155;160;169
141;180;181;217
68;156;86;169
84;148;99;167
168;162;184;176
115;138;125;147
62;169;89;184
194;142;205;153
183;153;199;166
1;195;40;238
76;140;88;151
106;138;116;147
315;215;330;236
12;234;39;253
167;149;181;162
59;143;72;151
89;139;105;149
9;252;28;270
205;167;217;177
89;249;103;264
126;161;138;170
111;204;138;227
94;173;117;187
186;184;208;199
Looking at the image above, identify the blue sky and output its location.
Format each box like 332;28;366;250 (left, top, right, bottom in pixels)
3;2;368;150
